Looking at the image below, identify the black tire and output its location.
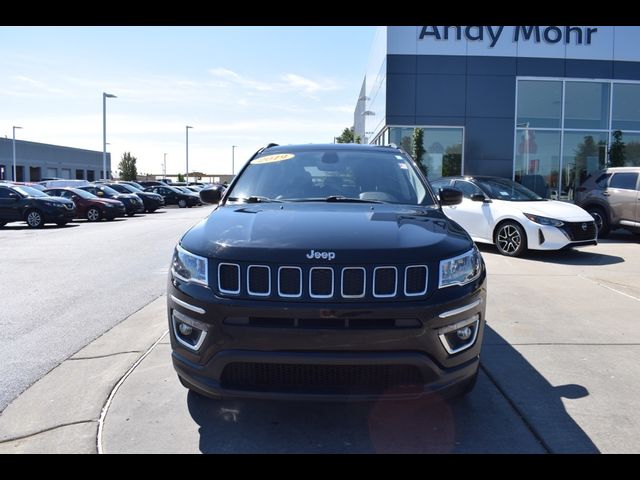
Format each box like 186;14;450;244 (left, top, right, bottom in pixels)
494;221;527;257
146;208;157;213
86;207;102;222
56;221;68;227
25;209;44;229
178;199;187;208
127;212;136;217
587;206;610;238
0;221;6;228
106;217;115;221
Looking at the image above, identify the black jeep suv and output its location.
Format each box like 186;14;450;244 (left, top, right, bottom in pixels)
168;144;486;401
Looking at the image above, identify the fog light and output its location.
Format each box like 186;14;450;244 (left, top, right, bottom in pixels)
178;322;193;336
456;326;472;340
437;314;480;355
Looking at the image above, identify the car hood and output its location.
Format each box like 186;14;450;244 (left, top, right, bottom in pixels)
180;203;473;264
496;200;594;222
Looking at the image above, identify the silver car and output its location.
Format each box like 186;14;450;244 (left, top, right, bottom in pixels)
575;167;640;237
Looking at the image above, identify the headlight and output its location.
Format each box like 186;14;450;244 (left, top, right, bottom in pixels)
43;201;63;208
171;244;208;286
523;213;564;227
439;246;482;289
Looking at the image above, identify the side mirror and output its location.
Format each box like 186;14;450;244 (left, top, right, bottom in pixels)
439;187;463;206
471;193;490;203
200;188;222;204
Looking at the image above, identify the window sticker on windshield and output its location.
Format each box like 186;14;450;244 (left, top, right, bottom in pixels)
395;155;403;160
252;153;295;164
499;191;510;196
398;163;408;169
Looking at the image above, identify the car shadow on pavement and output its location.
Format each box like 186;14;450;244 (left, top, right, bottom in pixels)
598;230;640;244
186;326;598;453
476;244;624;267
1;223;80;230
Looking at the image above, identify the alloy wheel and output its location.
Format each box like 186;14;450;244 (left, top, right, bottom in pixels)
27;211;43;228
497;224;522;255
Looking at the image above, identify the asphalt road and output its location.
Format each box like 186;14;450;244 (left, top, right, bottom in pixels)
0;205;216;412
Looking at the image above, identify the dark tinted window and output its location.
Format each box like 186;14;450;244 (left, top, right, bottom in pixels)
453;180;483;199
0;187;15;198
430;179;452;191
46;189;62;197
595;173;611;188
109;184;128;193
609;173;639;190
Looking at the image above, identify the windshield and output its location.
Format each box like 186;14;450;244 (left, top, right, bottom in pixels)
98;185;122;196
476;178;544;201
14;186;48;197
125;182;145;191
69;188;98;199
228;148;435;205
111;184;138;194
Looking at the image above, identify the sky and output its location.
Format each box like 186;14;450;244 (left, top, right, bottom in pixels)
0;26;376;176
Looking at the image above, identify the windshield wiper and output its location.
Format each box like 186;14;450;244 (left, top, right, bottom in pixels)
289;196;385;204
228;196;283;203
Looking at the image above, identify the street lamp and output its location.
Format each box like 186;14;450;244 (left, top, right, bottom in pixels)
12;126;22;181
231;145;238;175
185;126;193;184
103;92;117;180
163;153;167;177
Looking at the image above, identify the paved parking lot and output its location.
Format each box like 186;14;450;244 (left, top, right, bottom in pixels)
1;219;638;453
0;205;216;411
100;231;640;453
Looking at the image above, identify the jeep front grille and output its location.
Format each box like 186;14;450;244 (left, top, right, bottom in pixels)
216;263;429;301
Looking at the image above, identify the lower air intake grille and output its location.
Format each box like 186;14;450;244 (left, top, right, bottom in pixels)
221;362;423;393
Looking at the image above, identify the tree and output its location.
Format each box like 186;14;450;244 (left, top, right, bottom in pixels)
609;130;626;167
177;173;185;182
412;128;426;175
118;152;138;181
335;127;361;144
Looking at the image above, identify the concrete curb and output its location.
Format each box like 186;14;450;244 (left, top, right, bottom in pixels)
0;295;168;454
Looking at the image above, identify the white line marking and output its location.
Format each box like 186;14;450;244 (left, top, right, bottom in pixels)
579;274;640;303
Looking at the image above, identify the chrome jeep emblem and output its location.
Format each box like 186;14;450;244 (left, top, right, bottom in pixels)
306;249;336;260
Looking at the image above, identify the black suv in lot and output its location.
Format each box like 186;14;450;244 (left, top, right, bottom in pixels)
168;144;487;401
0;184;76;228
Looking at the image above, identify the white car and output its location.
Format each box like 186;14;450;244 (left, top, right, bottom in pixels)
431;176;598;257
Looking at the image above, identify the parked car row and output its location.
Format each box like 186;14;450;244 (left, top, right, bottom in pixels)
0;178;220;229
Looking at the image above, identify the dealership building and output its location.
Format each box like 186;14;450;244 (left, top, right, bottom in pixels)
354;26;640;200
0;138;110;182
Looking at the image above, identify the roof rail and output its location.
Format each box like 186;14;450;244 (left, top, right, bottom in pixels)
387;143;398;149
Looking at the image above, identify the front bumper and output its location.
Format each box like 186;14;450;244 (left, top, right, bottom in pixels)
42;207;76;222
525;221;597;251
168;275;487;401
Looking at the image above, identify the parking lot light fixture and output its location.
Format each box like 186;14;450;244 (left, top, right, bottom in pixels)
12;126;22;181
103;93;117;180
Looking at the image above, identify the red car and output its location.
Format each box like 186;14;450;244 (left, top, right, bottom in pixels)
44;187;126;221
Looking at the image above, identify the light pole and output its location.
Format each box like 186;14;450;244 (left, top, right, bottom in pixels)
163;153;167;177
186;126;193;184
12;126;22;181
103;92;117;180
231;145;237;176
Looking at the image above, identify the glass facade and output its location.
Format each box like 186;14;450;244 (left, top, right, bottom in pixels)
515;78;640;200
387;127;463;179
